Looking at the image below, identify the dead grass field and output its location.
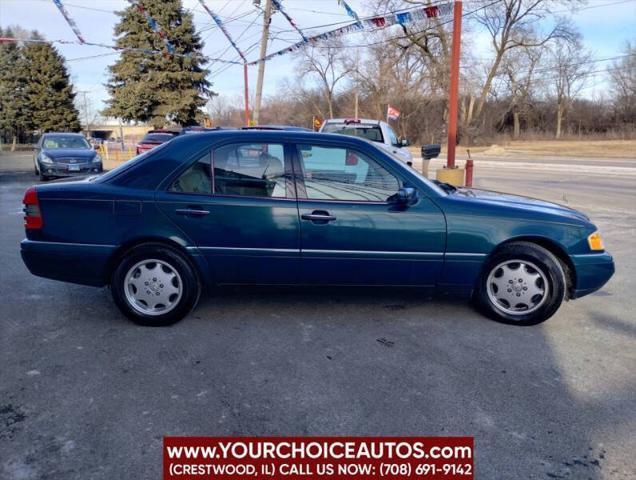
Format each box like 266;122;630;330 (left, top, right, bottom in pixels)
411;139;636;159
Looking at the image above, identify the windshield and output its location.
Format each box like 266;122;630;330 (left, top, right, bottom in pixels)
42;135;90;149
142;133;176;143
322;123;384;143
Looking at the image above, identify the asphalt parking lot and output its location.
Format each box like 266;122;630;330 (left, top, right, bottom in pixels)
1;155;635;479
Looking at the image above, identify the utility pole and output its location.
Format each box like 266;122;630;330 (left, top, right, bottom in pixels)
78;91;90;137
446;1;462;169
253;0;273;125
354;49;359;120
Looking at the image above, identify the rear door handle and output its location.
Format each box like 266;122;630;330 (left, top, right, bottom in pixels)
175;208;210;217
301;210;336;222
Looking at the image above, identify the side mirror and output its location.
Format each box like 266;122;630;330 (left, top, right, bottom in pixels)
400;139;410;147
392;187;417;205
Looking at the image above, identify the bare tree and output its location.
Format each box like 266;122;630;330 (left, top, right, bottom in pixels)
548;34;591;138
608;41;636;125
501;46;543;138
298;39;353;119
471;0;576;125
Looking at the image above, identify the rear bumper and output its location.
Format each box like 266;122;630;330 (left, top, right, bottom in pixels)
571;252;615;298
21;239;116;287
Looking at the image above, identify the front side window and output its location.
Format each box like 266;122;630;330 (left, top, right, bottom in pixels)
298;144;400;202
213;143;287;198
169;153;211;194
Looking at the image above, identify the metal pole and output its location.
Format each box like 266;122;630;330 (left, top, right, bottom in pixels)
253;0;273;125
354;49;359;120
243;63;250;126
446;1;462;169
79;91;90;137
118;118;125;150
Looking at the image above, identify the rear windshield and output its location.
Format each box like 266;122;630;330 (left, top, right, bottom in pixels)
322;124;384;143
42;135;90;149
141;133;175;143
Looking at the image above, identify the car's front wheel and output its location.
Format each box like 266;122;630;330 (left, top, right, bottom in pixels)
474;242;566;326
111;244;200;326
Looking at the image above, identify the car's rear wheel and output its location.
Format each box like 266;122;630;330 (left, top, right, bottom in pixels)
111;244;200;326
474;242;566;326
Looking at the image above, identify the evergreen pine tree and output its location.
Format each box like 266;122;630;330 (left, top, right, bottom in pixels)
0;27;29;144
18;32;81;132
104;0;212;127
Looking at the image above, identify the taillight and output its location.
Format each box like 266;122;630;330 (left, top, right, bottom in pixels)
23;186;43;229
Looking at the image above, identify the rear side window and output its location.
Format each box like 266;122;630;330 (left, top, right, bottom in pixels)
298;144;400;202
213;143;287;198
169;153;212;194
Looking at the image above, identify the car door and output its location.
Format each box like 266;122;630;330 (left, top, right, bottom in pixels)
155;141;300;285
293;141;446;286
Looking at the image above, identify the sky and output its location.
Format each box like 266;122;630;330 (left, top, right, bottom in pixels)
1;0;634;117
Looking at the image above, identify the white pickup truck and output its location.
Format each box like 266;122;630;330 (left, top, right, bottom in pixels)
320;118;414;165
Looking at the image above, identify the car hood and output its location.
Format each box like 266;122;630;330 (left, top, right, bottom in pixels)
42;148;96;160
456;188;590;223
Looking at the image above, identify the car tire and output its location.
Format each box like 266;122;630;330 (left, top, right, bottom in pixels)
474;241;566;326
111;243;200;326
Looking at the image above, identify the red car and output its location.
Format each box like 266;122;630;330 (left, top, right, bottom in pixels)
135;130;178;155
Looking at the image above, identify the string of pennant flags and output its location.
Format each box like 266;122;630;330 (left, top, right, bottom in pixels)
127;0;175;55
338;0;361;22
0;36;243;64
272;0;308;42
3;0;453;69
197;0;247;62
51;0;86;44
247;1;454;66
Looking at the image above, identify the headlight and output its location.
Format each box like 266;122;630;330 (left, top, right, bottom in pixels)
93;154;102;163
40;154;53;164
588;231;604;251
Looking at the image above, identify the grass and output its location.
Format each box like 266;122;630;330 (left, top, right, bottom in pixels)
409;139;636;159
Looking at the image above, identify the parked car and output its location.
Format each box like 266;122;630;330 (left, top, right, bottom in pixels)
320;118;413;164
178;126;229;135
135;130;178;154
21;130;614;327
33;132;103;181
242;125;313;131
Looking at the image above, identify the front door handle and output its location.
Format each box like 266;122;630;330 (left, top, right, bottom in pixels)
175;208;210;217
301;210;336;223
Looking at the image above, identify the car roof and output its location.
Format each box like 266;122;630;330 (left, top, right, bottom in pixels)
146;130;179;135
165;129;379;149
41;132;85;137
324;118;383;126
242;125;313;131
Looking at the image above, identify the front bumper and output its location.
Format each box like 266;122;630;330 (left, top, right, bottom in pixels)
21;239;116;287
571;252;615;298
40;162;102;177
